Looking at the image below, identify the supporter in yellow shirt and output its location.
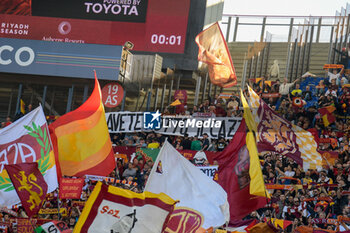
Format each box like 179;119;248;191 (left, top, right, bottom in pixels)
147;138;160;149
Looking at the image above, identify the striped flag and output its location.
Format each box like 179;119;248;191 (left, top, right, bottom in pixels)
247;86;322;170
49;72;115;177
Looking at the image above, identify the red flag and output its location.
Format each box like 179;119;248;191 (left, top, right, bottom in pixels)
212;120;268;220
195;22;237;88
5;162;47;217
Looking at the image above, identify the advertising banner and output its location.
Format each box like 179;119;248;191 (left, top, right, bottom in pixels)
198;166;218;180
31;0;149;23
105;112;242;139
0;0;190;53
0;38;122;80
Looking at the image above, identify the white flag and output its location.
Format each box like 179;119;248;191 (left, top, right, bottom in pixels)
145;141;229;229
0;106;58;207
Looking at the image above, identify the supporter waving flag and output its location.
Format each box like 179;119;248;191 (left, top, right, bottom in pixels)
247;85;322;170
49;71;115;177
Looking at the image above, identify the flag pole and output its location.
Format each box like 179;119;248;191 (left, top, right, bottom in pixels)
57;188;60;220
40;103;61;220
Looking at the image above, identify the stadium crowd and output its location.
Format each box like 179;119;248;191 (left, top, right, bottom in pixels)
2;67;350;232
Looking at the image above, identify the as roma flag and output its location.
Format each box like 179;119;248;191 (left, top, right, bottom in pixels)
212;120;268;220
195;22;237;88
5;162;48;217
49;71;115;177
74;182;176;233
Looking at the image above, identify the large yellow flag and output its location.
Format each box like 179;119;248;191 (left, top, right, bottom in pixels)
240;90;270;198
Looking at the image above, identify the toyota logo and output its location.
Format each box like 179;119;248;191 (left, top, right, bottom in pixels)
58;21;71;35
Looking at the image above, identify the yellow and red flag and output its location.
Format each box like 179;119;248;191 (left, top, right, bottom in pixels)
170;99;182;106
5;162;47;217
49;72;115;177
195;22;237;88
269;218;292;230
318;105;336;127
240;90;270;199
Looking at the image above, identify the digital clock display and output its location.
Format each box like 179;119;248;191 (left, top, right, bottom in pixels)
0;0;191;54
151;34;182;46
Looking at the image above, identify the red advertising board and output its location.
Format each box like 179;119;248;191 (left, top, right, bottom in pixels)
59;178;84;199
101;82;124;108
0;0;191;53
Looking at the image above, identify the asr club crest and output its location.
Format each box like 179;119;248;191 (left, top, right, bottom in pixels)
14;171;44;211
5;162;48;217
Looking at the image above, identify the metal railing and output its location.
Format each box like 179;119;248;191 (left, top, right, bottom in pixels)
220;14;348;44
217;5;350;86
